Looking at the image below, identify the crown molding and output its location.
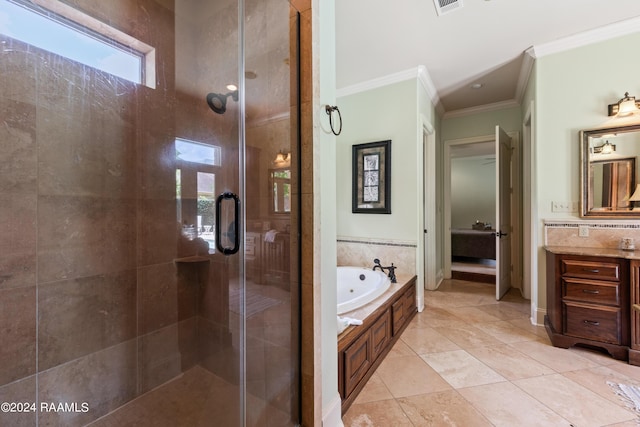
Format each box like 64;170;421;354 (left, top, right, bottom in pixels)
336;65;439;106
531;16;640;59
513;17;640;104
442;99;520;119
417;65;440;107
514;47;536;104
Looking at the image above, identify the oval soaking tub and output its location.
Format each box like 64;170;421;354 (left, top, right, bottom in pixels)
337;267;391;314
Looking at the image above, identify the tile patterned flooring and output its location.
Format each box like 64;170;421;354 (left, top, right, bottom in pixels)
342;279;640;427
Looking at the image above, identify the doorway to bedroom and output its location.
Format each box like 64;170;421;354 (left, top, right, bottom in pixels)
443;131;522;299
449;141;497;284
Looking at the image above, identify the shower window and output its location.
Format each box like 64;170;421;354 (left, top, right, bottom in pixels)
0;0;155;86
175;138;222;166
196;172;215;249
175;138;221;254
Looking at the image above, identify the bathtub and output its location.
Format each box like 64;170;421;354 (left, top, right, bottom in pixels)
337;267;391;314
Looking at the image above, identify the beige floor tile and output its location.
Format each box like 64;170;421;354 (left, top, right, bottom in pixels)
473;320;541;344
386;338;417;359
409;306;467;329
353;373;394;404
474;302;530;321
606;420;640;427
608;361;640;382
508;339;601;372
444;305;503;323
397;390;493;426
507;317;550;339
459;381;571;426
420;350;506;389
466;344;555;381
567;345;624;366
432;324;503;350
562;365;640;405
342;398;414;427
400;326;461;355
514;374;637;426
376;355;451;398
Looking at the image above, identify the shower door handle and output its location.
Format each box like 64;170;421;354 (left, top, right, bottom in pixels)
215;192;240;255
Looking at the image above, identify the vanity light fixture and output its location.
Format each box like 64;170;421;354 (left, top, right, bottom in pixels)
608;92;640;116
273;150;290;167
592;140;616;154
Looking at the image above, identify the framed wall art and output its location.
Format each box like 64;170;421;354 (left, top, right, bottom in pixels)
352;140;391;214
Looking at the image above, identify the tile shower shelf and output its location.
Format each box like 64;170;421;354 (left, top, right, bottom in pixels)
174;256;210;263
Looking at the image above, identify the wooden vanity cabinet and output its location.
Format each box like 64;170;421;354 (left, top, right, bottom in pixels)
338;276;417;414
629;260;640;365
545;252;630;360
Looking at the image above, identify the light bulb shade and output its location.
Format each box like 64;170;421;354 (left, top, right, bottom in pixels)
273;150;290;166
618;96;638;116
627;184;640;202
608;92;640;116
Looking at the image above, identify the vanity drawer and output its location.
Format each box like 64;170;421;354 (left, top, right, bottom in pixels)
562;258;620;280
563;301;622;344
562;278;621;306
561;259;620;281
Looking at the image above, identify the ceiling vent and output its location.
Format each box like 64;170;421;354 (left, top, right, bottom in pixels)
433;0;463;16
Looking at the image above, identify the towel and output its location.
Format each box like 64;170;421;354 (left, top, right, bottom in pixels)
337;316;363;334
264;229;278;242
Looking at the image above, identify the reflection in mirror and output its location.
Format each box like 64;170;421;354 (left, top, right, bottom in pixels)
581;124;640;217
270;168;291;213
589;158;635;211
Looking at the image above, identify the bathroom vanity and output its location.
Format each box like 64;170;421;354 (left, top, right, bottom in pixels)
337;275;417;413
545;247;640;365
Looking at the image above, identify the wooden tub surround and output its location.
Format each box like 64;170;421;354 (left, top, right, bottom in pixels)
337;274;417;414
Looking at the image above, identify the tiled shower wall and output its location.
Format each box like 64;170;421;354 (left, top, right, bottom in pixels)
544;219;640;249
0;1;234;425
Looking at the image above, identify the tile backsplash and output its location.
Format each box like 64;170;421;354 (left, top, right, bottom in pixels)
545;219;640;249
337;236;417;275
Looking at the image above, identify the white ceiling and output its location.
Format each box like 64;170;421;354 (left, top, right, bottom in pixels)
335;0;640;115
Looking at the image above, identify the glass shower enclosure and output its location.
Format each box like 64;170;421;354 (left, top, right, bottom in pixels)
0;0;300;425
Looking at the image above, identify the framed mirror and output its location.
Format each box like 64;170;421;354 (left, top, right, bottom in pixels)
269;168;291;214
581;124;640;217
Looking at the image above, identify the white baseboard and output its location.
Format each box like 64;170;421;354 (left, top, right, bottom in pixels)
322;393;344;427
532;306;546;327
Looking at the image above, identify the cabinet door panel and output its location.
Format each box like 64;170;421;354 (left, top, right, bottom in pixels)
371;311;391;361
392;299;405;335
344;332;372;397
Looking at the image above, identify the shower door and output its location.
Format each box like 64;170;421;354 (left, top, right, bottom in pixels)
0;0;300;426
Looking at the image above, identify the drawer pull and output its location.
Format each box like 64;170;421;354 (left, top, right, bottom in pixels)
582;289;600;294
583;320;600;326
582;268;600;273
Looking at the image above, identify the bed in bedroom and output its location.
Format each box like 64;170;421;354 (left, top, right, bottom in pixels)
451;228;496;260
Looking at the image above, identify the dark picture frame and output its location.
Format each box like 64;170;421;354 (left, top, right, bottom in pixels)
352;140;391;214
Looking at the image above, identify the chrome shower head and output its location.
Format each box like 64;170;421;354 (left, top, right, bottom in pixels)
206;90;238;114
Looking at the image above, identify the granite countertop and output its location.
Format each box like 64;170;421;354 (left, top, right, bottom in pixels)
546;245;640;260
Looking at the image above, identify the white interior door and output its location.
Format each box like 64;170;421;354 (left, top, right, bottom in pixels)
496;126;512;300
423;126;437;292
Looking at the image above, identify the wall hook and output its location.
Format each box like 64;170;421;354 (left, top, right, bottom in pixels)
325;105;342;136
